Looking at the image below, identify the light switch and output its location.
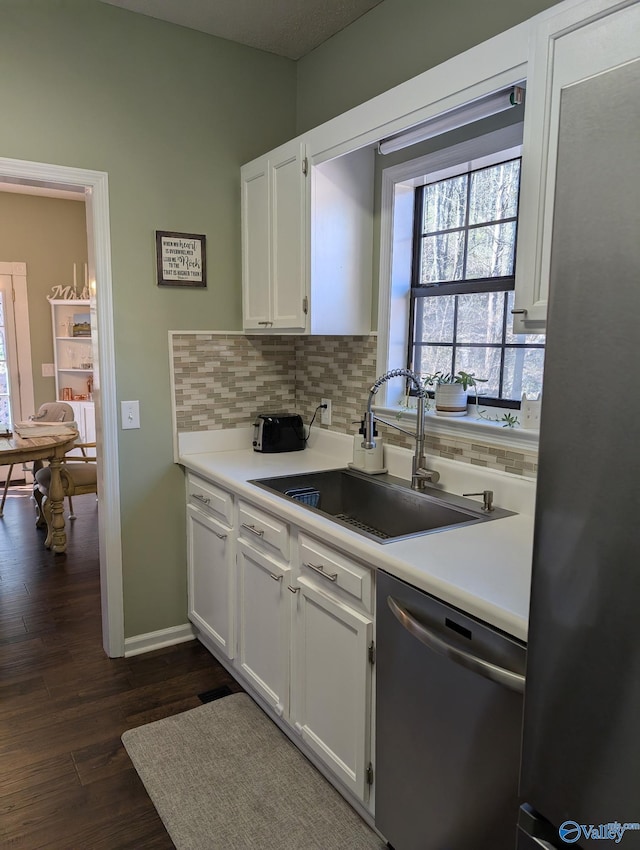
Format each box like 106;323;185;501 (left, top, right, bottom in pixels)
42;363;55;377
121;400;140;430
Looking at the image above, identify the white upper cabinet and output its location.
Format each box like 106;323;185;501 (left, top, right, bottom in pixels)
241;140;374;335
242;139;307;331
271;143;308;329
513;0;640;332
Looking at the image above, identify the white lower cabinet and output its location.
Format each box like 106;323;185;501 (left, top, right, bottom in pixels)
186;474;235;659
291;576;373;801
289;532;375;803
186;484;375;809
66;400;96;456
236;539;291;717
186;504;234;659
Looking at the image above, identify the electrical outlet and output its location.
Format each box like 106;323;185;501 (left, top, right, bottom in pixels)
321;398;332;426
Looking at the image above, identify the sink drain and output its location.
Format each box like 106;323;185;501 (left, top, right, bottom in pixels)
334;513;390;540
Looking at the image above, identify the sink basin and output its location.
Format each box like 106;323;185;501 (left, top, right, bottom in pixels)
249;468;514;543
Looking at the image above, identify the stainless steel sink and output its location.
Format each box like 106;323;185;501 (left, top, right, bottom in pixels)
249;468;514;543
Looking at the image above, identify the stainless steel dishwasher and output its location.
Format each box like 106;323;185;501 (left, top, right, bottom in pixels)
375;570;526;850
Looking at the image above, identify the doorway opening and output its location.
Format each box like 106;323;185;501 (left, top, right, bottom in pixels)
0;157;123;657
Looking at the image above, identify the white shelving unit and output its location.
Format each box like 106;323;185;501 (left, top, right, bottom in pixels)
49;298;95;447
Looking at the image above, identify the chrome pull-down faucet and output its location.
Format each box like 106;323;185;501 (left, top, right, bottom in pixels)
363;369;440;491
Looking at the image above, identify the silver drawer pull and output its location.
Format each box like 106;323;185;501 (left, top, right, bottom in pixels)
192;493;211;505
257;321;273;326
305;561;338;582
288;585;299;594
242;523;265;537
213;530;227;540
270;573;282;582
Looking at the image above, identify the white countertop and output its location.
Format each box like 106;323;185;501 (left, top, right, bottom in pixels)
178;428;535;642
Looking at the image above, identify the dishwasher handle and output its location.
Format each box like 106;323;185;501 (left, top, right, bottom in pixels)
387;596;525;694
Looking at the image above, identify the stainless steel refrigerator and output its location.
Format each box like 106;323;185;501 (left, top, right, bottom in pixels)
517;59;640;848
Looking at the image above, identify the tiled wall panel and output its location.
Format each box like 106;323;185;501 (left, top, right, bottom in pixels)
171;333;537;478
294;336;377;435
172;334;295;432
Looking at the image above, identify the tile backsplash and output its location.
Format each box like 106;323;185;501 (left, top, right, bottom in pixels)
172;334;295;432
171;333;537;478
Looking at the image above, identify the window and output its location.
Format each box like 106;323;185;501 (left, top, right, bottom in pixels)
409;155;544;406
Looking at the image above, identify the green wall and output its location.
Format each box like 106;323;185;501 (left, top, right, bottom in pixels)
0;0;565;644
0;0;296;639
295;0;563;132
0;192;88;410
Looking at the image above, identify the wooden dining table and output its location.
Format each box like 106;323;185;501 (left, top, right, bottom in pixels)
0;428;79;553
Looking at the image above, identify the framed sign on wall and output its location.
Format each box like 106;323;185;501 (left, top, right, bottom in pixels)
156;231;207;288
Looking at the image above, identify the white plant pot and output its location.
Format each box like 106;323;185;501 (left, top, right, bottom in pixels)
435;384;468;417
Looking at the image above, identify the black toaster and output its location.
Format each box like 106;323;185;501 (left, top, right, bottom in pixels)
253;413;306;453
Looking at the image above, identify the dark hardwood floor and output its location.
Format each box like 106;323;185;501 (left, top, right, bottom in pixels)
0;484;242;849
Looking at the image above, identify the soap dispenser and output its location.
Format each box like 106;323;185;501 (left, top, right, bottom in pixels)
350;420;386;474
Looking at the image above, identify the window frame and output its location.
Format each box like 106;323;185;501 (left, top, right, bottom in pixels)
407;152;543;408
375;122;542;446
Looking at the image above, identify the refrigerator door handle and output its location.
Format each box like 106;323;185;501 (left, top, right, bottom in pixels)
387;596;525;693
527;838;557;850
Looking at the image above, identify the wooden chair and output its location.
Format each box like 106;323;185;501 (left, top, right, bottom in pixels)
33;443;97;537
0;402;75;518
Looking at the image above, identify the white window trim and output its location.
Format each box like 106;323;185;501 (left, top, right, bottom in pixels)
376;121;539;448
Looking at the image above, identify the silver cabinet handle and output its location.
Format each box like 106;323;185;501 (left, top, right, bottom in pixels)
192;493;211;505
212;530;227;540
510;308;528;315
257;321;273;326
304;561;338;582
241;523;264;537
270;573;282;582
387;596;525;694
288;585;299;594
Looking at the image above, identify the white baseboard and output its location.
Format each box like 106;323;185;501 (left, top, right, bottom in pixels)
124;623;196;657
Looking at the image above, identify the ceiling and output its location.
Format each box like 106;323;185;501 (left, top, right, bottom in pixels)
98;0;385;60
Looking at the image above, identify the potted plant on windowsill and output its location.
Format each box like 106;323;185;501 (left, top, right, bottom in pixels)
421;371;487;417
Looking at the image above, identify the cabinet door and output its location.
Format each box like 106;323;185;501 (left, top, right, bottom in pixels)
241;158;272;329
236;540;290;716
514;0;639;332
186;504;234;659
81;403;96;453
67;401;86;442
291;577;373;802
64;401;95;459
241;140;307;332
270;140;307;330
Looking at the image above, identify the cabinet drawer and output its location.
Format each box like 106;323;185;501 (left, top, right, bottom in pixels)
187;474;233;527
297;534;372;611
238;500;289;561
